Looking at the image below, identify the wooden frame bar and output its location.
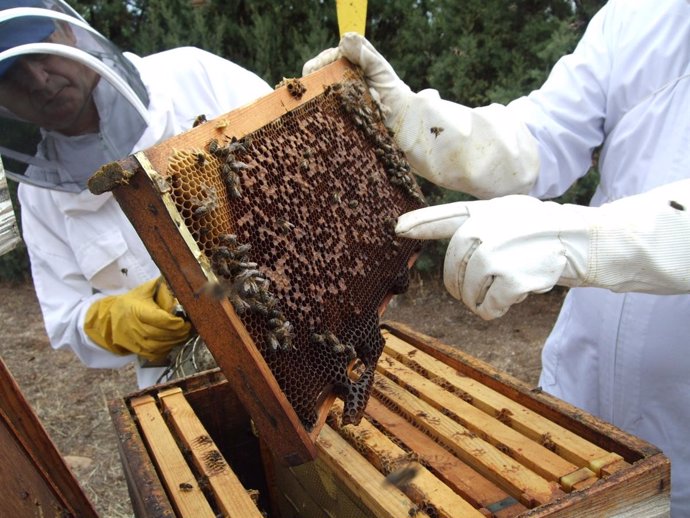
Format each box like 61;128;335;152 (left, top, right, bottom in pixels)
157;388;263;518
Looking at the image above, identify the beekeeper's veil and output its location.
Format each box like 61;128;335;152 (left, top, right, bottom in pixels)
0;0;149;191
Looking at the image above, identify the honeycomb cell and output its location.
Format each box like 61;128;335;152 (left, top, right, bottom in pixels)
165;77;425;429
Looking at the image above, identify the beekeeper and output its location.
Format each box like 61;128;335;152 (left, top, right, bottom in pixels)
306;0;690;513
0;0;272;387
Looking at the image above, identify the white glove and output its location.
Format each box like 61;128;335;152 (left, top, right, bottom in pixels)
303;33;540;199
396;180;690;320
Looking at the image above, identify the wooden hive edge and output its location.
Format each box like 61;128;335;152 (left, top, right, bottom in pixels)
0;358;99;518
519;453;670;517
107;397;176;518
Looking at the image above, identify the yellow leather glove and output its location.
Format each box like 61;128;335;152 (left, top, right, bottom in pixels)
84;278;192;361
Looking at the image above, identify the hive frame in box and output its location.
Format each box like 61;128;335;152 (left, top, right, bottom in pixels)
109;322;670;517
93;59;423;466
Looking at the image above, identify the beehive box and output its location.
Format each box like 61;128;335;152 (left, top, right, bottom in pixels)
0;357;98;518
90;59;425;465
109;322;670;518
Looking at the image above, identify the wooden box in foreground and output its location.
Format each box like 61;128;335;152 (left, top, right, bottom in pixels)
0;358;98;518
109;322;670;518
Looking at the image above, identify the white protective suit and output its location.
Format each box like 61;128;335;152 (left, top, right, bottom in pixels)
17;46;272;388
505;0;690;513
302;0;689;511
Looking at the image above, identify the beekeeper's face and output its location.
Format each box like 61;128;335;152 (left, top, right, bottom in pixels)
0;24;99;136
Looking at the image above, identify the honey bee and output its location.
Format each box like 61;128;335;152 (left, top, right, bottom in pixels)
227;136;252;154
315;331;355;357
235;274;262;298
276;218;295;234
223;169;243;199
179;482;194;492
274;319;294;339
192;114;207;127
227;158;250;172
268;318;283;329
193;205;210;218
218;233;238;246
213;245;234;260
229;291;251;315
326;82;342;94
385;217;397;234
195;151;206;168
265;331;281;351
208;138;219;155
430;126;444;137
299;159;309;172
383;464;420;488
252;294;279;317
234;243;252;256
191;186;217;218
198;226;211;240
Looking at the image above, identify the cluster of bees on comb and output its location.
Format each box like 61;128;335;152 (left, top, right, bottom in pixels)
327;80;423;204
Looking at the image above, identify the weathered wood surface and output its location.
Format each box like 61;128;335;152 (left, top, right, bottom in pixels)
328;399;484;518
378;322;670;517
316;424;433;518
0;358;98;518
365;397;528;517
108;398;176;518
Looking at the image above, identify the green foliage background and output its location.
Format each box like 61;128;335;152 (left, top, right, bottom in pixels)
1;0;606;281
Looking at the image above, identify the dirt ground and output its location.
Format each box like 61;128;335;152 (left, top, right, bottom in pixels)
0;277;565;517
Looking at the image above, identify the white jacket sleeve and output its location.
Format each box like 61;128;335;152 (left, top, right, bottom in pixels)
394;93;540;199
507;2;613;200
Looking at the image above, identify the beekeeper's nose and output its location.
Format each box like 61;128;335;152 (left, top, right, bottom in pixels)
9;56;51;90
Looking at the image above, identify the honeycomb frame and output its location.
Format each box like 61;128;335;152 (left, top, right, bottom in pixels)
91;59;425;465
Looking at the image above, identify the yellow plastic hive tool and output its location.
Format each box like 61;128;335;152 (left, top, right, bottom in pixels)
336;0;367;37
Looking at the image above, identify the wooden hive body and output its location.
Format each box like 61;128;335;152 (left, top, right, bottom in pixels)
110;323;670;517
